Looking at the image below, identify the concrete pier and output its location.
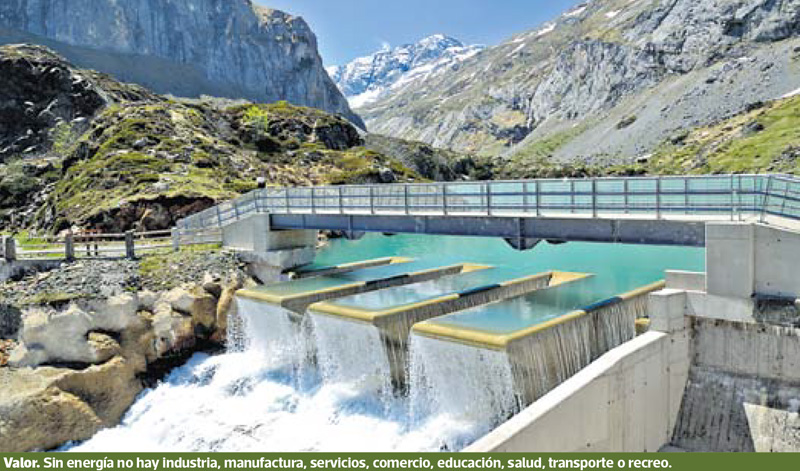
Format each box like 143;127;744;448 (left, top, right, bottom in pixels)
222;214;318;280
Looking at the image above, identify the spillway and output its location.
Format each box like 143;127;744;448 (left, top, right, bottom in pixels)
229;260;488;382
412;280;665;407
70;279;499;452
236;260;480;314
309;269;586;388
291;256;410;279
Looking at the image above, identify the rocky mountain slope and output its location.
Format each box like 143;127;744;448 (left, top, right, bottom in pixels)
328;34;484;108
0;45;430;233
359;0;800;170
0;0;363;127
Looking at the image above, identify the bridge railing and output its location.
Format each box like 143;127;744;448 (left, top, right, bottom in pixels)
176;174;800;231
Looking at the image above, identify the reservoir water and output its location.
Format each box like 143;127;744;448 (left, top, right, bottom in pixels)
70;234;704;452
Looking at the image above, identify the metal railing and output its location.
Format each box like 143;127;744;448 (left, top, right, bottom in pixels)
176;174;800;231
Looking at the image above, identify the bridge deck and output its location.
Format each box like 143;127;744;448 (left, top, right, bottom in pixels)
176;174;800;247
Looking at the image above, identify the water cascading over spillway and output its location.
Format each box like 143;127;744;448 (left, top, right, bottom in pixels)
70;289;490;451
408;334;519;429
311;313;395;407
409;282;660;414
229;297;313;378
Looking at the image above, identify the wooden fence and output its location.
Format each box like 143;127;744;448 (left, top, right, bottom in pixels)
0;227;222;262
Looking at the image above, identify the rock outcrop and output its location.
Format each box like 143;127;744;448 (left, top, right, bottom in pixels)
0;45;155;162
0;46;421;233
0;0;362;127
0;275;247;452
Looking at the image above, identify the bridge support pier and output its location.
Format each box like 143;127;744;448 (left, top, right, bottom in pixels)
221;214;317;281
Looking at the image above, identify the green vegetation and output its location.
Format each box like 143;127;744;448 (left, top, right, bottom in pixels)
21;291;85;307
617;115;637;130
138;243;225;290
649;95;800;175
49;121;80;156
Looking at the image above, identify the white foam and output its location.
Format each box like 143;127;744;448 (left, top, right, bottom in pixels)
67;297;487;452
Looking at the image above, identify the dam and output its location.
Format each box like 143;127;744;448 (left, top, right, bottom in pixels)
69;174;800;452
68;234;703;451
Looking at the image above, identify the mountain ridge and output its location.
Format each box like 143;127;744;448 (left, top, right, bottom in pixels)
0;0;364;127
328;34;484;108
358;0;800;168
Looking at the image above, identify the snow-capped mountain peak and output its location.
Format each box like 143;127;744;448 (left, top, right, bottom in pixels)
327;34;484;108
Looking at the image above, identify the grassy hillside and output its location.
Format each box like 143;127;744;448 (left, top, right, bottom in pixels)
0;45;429;233
649;95;800;175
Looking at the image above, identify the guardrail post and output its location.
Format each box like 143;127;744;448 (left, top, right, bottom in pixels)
534;180;541;217
591;179;598;218
125;231;135;260
172;228;180;252
404;185;410;215
339;186;344;214
442;184;448;215
486;183;492;216
311;188;316;214
730;174;736;221
285;188;291;214
761;175;774;223
2;236;16;262
780;184;790;216
656;177;662;219
624;179;630;214
570;180;576;214
64;232;75;262
369;186;375;214
216;206;223;227
523;182;529;213
684;178;690;216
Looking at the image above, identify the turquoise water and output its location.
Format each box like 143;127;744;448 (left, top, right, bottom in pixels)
314;234;705;335
327;267;529;311
248;260;450;297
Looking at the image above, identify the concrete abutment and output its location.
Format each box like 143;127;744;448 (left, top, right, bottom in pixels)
221;214;318;280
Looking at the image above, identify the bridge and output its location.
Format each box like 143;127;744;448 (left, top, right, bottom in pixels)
177;174;800;250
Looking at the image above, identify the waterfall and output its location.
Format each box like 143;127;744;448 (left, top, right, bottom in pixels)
508;296;642;406
408;334;518;429
229;297;313;377
506;314;595;405
592;296;641;356
311;313;395;408
69;296;484;451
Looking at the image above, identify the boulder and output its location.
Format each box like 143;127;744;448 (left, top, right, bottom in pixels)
137;290;160;312
162;287;217;334
85;293;141;331
9;303;130;367
152;303;195;357
214;274;246;343
0;355;142;452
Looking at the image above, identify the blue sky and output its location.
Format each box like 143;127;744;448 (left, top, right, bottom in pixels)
258;0;580;66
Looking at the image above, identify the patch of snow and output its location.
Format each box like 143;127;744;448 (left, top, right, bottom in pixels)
781;87;800;99
564;5;587;18
348;88;384;108
605;10;620;19
508;43;527;57
536;23;556;37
